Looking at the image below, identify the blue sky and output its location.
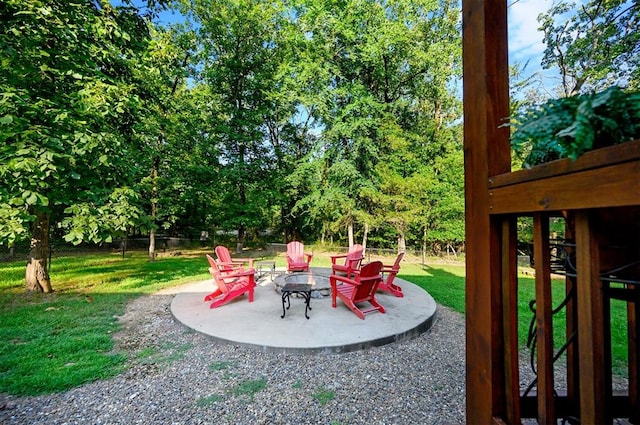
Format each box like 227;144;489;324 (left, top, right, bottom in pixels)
508;0;561;92
508;0;551;64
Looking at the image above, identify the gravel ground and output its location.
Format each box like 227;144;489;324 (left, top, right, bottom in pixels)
0;289;468;424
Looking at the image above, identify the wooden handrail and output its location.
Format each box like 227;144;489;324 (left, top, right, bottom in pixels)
489;139;640;189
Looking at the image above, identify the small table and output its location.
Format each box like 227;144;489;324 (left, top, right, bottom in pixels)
255;260;276;280
280;283;312;319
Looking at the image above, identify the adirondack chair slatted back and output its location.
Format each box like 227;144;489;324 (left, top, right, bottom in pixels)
379;252;405;297
344;244;364;267
352;261;383;300
206;254;231;293
214;246;235;273
286;241;313;272
215;246;232;263
214;245;254;272
287;241;305;263
331;244;364;278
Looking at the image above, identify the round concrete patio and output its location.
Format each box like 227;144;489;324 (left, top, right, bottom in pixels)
170;267;437;354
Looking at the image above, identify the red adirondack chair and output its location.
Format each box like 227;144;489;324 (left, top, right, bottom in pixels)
286;241;313;272
378;252;405;297
205;254;256;308
330;244;364;278
330;260;385;320
214;245;254;273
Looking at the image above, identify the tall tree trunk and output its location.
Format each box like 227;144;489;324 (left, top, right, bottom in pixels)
237;224;245;253
362;222;369;253
237;139;246;254
347;221;354;248
149;228;156;261
422;226;427;266
397;232;406;255
148;156;159;262
25;210;53;292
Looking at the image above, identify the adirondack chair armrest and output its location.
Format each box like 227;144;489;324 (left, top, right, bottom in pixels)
304;252;313;262
330;254;348;264
232;258;254;268
216;261;245;272
330;274;361;286
221;268;256;279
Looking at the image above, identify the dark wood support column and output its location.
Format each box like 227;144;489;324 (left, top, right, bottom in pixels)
563;216;580;412
501;217;520;424
462;0;511;422
575;211;608;424
533;213;555;422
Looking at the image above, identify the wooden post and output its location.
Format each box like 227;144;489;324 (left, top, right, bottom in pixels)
533;213;555;422
563;216;580;412
575;211;607;424
462;0;511;422
501;217;521;423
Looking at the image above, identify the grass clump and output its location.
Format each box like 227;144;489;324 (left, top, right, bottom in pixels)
312;387;335;405
232;377;267;401
210;360;236;371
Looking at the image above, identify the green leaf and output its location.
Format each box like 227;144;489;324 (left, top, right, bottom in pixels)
0;115;13;125
25;192;38;205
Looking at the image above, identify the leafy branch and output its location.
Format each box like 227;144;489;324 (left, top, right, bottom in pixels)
510;86;640;167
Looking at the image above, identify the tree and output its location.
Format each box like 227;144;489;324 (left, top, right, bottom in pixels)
0;1;151;290
538;0;640;96
126;24;203;260
185;0;297;252
290;0;462;248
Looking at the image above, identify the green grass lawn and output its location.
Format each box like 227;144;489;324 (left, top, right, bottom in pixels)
0;249;631;396
0;250;210;396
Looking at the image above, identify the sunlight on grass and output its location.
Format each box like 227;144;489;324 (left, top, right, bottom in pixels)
0;251;210;396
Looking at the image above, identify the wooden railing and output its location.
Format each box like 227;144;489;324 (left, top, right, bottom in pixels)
487;140;639;423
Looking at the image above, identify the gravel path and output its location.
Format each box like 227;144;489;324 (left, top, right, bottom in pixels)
0;290;467;424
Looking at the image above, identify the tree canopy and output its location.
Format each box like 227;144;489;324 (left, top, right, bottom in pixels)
2;0;462;289
538;0;639;96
